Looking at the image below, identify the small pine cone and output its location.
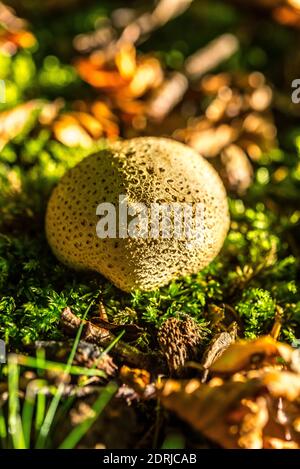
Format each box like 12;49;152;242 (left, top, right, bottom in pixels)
157;316;204;375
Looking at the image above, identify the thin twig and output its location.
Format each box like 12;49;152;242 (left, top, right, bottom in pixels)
60;307;155;369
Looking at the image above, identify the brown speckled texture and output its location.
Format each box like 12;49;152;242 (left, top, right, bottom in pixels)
45;137;230;292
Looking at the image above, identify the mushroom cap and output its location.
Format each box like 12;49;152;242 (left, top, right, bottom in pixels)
45;137;230;292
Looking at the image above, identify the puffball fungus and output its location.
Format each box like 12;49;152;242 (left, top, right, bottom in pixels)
46;137;229;292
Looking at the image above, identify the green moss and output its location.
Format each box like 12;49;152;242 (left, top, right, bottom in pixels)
1;132;300;349
235;288;276;338
0;0;300;352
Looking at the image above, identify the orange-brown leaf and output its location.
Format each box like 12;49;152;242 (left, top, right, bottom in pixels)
76;58;126;89
53;114;93;147
210;336;293;374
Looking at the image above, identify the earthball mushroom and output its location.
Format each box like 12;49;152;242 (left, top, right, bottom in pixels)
45;137;229;292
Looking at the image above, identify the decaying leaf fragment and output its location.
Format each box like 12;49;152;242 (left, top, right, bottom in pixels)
0;96;119;150
158;337;300;449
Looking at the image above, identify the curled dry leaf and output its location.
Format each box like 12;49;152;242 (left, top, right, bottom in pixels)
158;376;262;448
201;322;238;382
90;317;143;342
209;335;293;374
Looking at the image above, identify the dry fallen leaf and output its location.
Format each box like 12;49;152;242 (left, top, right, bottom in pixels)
53;114;94;148
158;337;300;448
0;98;119;149
75;43;164;132
120;365;150;395
210;336;293;374
0;2;36;55
115;43;136;80
174;71;276;193
0;100;42;150
158;376;262;448
201;322;238;382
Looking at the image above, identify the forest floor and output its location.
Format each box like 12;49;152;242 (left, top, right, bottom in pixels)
0;0;300;449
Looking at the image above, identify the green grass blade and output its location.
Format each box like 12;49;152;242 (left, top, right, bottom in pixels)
36;347;46;377
35;389;46;432
22;381;36;448
22;379;48;448
7;356;26;449
0;406;7;448
59;381;117;449
15;355;106;378
35;300;94;449
50;329;124;435
99;329;125;357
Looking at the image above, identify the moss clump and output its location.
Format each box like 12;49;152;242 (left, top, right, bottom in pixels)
236;288;276;339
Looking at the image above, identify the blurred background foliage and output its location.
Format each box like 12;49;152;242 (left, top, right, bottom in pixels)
0;0;299;348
